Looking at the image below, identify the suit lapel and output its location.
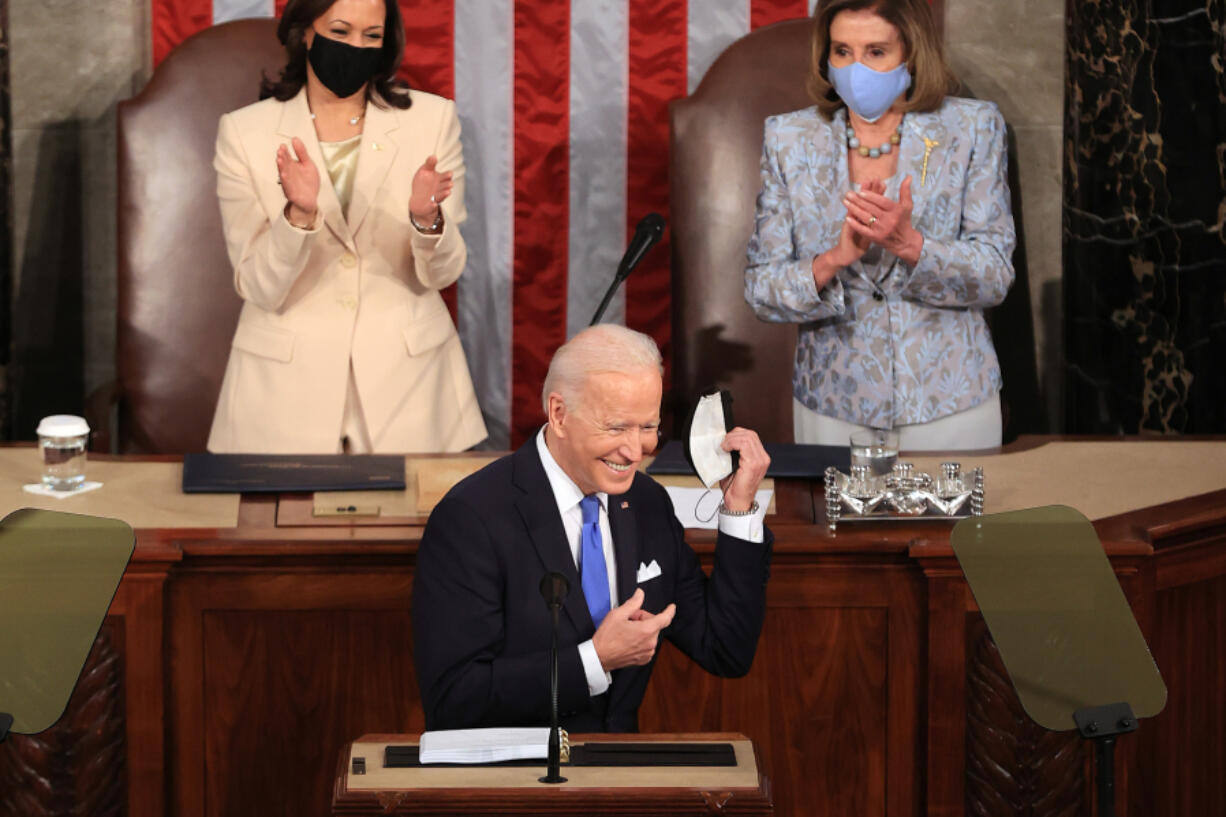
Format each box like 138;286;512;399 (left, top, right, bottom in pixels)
898;110;950;228
276;90;354;250
804;108;848;256
347;100;400;236
607;491;639;606
511;443;593;636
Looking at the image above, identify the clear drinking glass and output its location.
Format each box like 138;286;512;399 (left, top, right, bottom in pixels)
849;428;899;477
37;415;90;490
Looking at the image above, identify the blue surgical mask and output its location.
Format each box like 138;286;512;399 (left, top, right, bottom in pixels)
827;61;912;123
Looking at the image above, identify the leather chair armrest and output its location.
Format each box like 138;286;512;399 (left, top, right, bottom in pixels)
84;379;119;454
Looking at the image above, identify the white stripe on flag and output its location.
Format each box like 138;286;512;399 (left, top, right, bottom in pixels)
455;0;515;449
567;0;629;337
213;0;274;24
686;0;751;94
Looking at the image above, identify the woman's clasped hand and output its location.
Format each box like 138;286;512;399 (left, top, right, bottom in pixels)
842;176;923;266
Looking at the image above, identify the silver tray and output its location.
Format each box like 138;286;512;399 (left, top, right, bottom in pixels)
824;461;984;531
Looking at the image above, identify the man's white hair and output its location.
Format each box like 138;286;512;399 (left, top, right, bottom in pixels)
541;324;663;414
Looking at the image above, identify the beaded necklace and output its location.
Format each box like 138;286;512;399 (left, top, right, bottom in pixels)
846;121;903;159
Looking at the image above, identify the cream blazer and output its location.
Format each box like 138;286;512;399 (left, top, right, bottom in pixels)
207;88;488;454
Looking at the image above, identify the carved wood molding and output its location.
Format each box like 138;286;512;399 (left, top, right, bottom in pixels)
0;623;126;817
965;620;1084;817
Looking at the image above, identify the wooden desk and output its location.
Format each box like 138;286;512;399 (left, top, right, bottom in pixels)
330;732;773;815
0;438;1223;817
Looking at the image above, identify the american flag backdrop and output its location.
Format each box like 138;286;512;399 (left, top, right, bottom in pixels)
152;0;820;448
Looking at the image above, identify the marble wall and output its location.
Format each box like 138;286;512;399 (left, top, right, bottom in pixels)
945;0;1067;431
1064;0;1226;433
8;0;149;439
0;0;10;438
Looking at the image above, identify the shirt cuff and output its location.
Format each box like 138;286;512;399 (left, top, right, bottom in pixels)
578;639;612;696
717;503;766;543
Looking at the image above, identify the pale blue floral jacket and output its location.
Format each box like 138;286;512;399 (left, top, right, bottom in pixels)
744;98;1016;428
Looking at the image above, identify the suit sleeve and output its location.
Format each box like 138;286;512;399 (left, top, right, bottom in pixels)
660;489;773;678
412;493;591;730
900;105;1016;308
408;99;468;291
214;112;318;313
744;117;849;324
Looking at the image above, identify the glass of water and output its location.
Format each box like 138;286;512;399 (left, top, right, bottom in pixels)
37;415;90;491
849;428;899;477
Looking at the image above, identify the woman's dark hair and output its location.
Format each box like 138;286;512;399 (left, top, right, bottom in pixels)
807;0;959;119
260;0;412;109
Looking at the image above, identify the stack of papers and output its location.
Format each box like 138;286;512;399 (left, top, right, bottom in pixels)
418;727;552;764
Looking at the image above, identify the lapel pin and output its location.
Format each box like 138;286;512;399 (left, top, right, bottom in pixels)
621;501;629;510
372;142;382;151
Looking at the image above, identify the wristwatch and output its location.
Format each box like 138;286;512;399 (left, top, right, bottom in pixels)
718;500;760;517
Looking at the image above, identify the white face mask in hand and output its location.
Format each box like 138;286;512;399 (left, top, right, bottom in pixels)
685;391;736;489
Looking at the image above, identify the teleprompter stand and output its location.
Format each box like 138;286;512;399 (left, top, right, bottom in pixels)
0;509;134;743
1073;702;1138;817
952;505;1167;817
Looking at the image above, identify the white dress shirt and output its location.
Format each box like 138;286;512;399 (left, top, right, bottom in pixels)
534;428;765;697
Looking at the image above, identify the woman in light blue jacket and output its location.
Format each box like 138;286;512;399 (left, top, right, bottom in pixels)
744;0;1015;449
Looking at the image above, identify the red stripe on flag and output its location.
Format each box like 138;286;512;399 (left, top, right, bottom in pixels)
152;0;213;66
750;0;811;29
397;0;455;97
396;1;459;320
274;0;289;15
626;0;686;401
510;0;570;446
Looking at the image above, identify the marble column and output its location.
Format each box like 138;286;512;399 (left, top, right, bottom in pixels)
1064;0;1226;433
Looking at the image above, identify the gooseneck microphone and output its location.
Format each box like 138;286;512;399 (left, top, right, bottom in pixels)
589;213;666;326
538;571;570;784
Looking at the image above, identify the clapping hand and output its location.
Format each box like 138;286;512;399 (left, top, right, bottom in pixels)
276;137;320;225
843;175;924;265
812;178;883;288
409;155;454;223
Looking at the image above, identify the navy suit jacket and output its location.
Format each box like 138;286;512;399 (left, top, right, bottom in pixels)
412;440;773;732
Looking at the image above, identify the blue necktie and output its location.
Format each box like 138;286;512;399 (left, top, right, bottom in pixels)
578;495;611;628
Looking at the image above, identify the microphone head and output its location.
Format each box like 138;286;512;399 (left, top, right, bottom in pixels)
638;212;665;239
539;572;570;608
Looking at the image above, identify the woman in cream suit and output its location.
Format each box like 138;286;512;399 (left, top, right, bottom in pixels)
208;0;487;454
744;0;1016;450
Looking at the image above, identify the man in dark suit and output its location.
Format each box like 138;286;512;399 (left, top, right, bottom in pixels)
412;324;772;732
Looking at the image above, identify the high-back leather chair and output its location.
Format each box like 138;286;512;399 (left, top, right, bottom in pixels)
115;19;282;453
669;21;813;443
668;19;1042;443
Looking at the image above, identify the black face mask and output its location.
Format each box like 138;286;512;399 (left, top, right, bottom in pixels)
307;33;382;99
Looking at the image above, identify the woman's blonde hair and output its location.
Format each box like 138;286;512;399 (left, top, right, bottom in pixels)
806;0;959;120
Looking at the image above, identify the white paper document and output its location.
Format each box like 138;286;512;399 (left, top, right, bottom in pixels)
418;727;551;764
665;487;773;530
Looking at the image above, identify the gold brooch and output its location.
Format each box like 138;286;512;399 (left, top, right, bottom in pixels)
921;136;940;186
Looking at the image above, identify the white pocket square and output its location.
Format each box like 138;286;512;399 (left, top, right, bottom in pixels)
636;559;662;583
